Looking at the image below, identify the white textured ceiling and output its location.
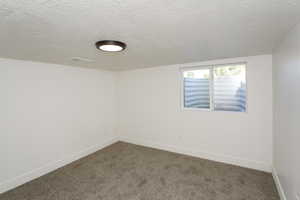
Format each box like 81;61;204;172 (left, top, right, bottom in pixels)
1;0;300;70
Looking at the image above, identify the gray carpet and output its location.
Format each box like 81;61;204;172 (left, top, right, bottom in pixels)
0;142;279;200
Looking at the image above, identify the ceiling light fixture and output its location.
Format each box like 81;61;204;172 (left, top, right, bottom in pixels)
95;40;126;52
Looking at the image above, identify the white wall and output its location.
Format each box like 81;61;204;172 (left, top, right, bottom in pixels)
273;23;300;200
0;58;117;193
117;55;273;172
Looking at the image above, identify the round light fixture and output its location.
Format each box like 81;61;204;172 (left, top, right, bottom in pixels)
95;40;126;52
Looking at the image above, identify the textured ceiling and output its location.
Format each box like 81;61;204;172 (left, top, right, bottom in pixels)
0;0;300;70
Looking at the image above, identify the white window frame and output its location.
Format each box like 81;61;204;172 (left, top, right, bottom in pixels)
180;62;247;113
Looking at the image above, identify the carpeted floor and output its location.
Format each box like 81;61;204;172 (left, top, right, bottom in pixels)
0;142;279;200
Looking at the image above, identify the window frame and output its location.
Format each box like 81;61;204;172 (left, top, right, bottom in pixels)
180;62;248;113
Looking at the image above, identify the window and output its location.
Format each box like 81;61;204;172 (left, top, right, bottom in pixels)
182;63;246;112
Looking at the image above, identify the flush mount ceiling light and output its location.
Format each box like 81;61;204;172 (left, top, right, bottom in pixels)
95;40;126;52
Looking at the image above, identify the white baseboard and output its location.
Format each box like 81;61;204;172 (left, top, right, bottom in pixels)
272;167;287;200
0;138;118;194
120;137;272;172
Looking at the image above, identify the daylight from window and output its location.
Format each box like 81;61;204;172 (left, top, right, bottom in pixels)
183;64;246;112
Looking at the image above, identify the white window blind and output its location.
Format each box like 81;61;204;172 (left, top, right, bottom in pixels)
182;63;246;112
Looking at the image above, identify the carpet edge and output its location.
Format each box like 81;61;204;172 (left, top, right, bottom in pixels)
120;137;272;172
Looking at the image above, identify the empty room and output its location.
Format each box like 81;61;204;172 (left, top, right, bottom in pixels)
0;0;299;200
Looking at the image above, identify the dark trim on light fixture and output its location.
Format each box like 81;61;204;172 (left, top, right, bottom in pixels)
95;40;126;52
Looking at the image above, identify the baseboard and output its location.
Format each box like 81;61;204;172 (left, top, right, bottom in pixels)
0;137;118;194
272;167;287;200
120;137;272;172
